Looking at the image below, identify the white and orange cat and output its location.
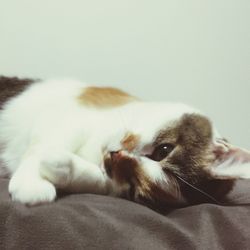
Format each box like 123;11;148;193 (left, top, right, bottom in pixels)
0;78;249;209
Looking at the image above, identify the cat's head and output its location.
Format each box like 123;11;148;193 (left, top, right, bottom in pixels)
103;105;250;211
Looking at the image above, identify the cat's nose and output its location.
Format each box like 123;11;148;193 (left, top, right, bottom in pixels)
110;151;122;161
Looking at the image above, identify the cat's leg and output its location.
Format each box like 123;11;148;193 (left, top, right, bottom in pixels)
9;146;108;205
9;152;57;205
39;152;108;195
8;144;72;205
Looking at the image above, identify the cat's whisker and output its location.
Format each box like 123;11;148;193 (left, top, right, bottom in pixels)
174;174;221;205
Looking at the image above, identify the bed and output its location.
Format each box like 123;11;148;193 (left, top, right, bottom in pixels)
0;176;250;250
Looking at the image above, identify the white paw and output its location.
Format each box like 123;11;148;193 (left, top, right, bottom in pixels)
39;151;73;188
9;176;56;205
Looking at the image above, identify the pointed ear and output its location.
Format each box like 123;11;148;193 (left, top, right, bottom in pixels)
210;139;250;179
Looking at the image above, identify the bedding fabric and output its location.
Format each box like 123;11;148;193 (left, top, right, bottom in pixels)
0;174;250;250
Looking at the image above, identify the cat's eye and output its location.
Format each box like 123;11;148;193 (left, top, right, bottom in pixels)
147;143;175;162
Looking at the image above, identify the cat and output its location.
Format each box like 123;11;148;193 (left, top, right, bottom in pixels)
0;77;249;210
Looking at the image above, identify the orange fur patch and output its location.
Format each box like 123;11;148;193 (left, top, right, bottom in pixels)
121;132;140;152
78;86;138;108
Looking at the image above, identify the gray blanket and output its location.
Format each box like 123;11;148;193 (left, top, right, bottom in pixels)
0;175;250;250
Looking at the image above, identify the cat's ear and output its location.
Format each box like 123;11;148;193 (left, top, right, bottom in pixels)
210;139;250;179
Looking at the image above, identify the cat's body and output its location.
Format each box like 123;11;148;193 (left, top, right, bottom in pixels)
0;78;249;209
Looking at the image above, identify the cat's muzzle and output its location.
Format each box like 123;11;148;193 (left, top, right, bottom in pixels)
103;151;140;184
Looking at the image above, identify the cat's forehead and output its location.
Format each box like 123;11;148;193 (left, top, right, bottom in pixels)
129;102;211;146
154;113;213;146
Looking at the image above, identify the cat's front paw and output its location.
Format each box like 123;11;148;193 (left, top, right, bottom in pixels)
9;176;56;205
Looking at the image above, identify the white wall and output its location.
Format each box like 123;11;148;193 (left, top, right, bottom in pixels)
0;0;249;148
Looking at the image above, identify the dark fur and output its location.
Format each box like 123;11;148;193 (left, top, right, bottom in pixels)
161;114;234;204
0;76;35;109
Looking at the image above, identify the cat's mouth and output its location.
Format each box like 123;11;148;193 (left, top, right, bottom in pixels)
103;151;138;181
103;151;139;200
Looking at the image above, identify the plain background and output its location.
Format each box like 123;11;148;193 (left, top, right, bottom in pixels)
0;1;249;148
